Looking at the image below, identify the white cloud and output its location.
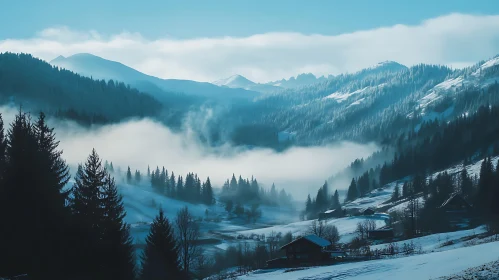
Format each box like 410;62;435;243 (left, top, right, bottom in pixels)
51;118;376;200
1;13;498;83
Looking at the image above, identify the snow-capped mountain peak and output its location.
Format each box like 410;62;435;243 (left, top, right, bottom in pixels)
212;74;281;93
212;74;256;88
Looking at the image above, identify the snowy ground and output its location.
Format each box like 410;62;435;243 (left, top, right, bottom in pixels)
370;225;487;253
434;260;499;280
228;216;387;244
238;241;499;280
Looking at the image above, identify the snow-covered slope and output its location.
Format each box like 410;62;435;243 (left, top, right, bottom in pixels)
212;74;281;93
239;240;499;280
417;55;499;114
230;216;387;244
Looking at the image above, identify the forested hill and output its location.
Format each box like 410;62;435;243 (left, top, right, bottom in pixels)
0;52;163;124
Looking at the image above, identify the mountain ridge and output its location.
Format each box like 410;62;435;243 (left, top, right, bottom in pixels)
50;53;261;102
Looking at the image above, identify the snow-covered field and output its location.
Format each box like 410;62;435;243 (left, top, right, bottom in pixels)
238;241;499;280
230;216;387;244
370;225;487;253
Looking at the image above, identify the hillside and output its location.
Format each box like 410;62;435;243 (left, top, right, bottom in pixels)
0;52;162;123
51;53;261;102
238;240;499;280
224;56;499;146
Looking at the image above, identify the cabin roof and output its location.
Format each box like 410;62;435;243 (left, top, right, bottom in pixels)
280;234;331;250
439;193;472;209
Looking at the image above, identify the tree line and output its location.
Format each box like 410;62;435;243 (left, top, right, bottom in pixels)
220;174;293;207
0;53;162;124
124;165;215;206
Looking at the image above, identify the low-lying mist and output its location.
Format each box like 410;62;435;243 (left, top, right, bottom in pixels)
1;106;377;200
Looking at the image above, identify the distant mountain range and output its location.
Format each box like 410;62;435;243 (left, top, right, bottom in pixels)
266;73;331;89
212;75;281;93
50;54;260;102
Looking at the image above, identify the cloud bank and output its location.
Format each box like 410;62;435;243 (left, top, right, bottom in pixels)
1;14;499;82
0;105;375;199
53;118;375;199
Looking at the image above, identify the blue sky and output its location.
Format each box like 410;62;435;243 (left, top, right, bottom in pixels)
2;1;499;82
2;0;499;39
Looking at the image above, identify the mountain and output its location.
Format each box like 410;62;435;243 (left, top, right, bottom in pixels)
0;52;162;124
219;56;499;146
266;73;330;89
212;74;281;93
50;53;260;102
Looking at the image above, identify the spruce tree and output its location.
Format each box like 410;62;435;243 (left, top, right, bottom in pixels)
346;178;358;202
332;190;340;210
0;113;6;181
392;184;400;201
169;172;176;197
70;149;108;278
101;174;136;280
202;177;214;205
305;194;312;213
0;111;71;279
141;209;185;280
460;167;473;198
126;166;133;184
135;170;142;183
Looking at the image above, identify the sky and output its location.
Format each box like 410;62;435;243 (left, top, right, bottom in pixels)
2;0;499;82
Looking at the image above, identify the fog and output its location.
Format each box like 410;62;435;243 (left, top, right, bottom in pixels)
1;106;377;200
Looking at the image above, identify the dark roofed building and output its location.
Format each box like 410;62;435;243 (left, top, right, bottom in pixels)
361;208;375;216
318;209;344;220
279;234;331;264
438;193;475;229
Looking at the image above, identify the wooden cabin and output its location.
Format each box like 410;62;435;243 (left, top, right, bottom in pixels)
361;208;375;216
368;227;394;240
318;209;343;220
438;193;474;229
280;235;331;264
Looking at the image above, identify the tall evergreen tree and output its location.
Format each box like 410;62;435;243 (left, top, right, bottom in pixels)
459;167;473;198
305;194;312;213
392;184;400;201
346;178;358;202
202;177;214;205
332;190;340;210
101;174;136;280
135;170;142;184
141;209;185;280
70;149;108;278
0;111;71;279
126;166;132;184
169;172;176;197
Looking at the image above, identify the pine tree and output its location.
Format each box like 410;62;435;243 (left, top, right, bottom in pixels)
169;172;176;197
332;190;340;210
141;209;186;280
109;162;114;173
147;165;151;178
0;114;5;180
459;167;473;198
126;166;132;184
346;178;358;202
101;174;136;280
392;184;400;201
305;194;312;213
0;111;71;279
135;170;142;183
70;149;108;277
202;177;214;205
176;175;184;199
